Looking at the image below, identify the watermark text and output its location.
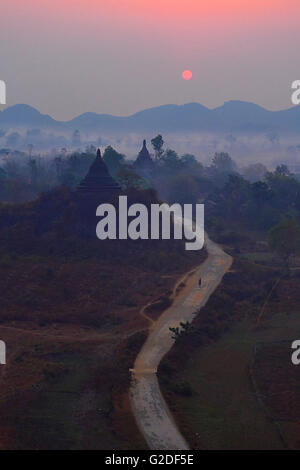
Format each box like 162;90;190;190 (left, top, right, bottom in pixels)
96;196;204;251
0;80;6;105
291;340;300;365
291;80;300;105
0;340;6;365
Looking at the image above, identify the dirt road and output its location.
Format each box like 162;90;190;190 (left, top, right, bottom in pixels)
130;234;232;450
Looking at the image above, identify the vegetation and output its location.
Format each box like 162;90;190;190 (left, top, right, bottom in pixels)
0;133;299;449
268;218;300;270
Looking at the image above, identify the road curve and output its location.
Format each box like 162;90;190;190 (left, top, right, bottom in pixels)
130;233;232;450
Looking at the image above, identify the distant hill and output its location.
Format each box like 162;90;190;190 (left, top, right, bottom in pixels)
0;104;60;129
1;101;300;134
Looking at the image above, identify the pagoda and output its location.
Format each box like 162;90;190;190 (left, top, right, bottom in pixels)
77;148;121;195
133;140;154;170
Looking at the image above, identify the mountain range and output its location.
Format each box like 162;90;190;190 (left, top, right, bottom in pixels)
0;101;300;134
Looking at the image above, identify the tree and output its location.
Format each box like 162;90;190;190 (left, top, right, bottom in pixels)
169;322;192;340
275;164;291;177
151;134;164;161
28;158;38;186
68;153;80;173
251;181;272;204
211;152;236;174
103;146;124;176
180;154;203;174
265;171;300;212
242;163;267;183
161;149;181;171
116;166;147;190
268;218;300;270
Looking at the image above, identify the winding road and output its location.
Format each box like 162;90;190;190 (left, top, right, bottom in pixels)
130;232;232;450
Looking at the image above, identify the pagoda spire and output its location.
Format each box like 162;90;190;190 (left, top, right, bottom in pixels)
77;148;121;195
134;139;154;170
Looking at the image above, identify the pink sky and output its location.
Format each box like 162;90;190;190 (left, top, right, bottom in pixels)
1;0;299;119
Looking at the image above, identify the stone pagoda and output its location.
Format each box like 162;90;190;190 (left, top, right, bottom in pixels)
133;140;154;171
77;148;121;196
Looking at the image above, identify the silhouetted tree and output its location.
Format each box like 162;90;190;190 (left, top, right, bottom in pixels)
268;218;300;270
211;152;236;174
103;146;124;176
151;134;164;162
117;166;147;190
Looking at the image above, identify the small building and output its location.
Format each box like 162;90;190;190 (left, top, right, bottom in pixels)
133;140;154;171
77;148;121;196
76;149;121;237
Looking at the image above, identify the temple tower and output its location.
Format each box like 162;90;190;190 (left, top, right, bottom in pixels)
76;149;121;237
77;148;121;195
133;140;154;171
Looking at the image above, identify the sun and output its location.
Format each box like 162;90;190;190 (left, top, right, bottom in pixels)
182;70;193;80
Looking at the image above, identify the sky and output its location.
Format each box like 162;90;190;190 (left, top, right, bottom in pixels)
0;0;299;120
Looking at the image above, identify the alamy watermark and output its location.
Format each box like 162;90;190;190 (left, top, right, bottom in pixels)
291;340;300;365
96;196;205;251
0;340;6;365
0;80;6;105
291;80;300;105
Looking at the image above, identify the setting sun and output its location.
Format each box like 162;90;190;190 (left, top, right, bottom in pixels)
182;70;193;80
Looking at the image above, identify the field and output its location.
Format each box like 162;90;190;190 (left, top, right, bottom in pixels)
0;187;207;449
159;238;300;450
0;308;147;449
0;241;206;449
